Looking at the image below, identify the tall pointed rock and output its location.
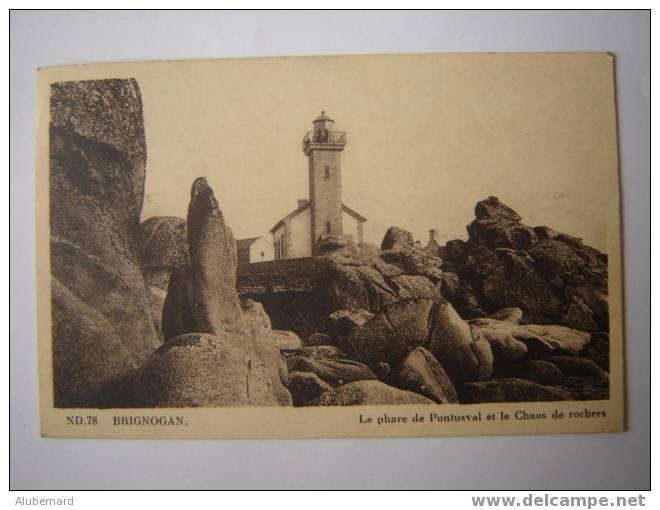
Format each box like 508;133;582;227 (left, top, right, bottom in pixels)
140;178;295;406
186;177;241;334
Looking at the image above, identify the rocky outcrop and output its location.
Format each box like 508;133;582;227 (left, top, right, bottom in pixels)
304;332;335;347
187;177;242;333
438;271;488;318
139;216;189;290
315;239;442;320
275;203;610;406
287;371;334;406
238;197;609;406
461;348;610;402
427;300;493;383
160;178;242;339
481;325;610;401
390;274;437;299
440;197;608;332
346;298;432;368
315;233;354;254
130;178;294;407
127;333;280;407
148;286;167;340
230;300;296;406
469;319;532;362
471;317;581;356
49;79;159;407
161;265;196;341
580;332;610;372
328;309;374;338
489;307;523;323
346;297;493;384
380;243;443;278
381;226;414;250
238;228;443;341
297;345;347;359
317;252;400;313
499;360;565;385
51;278;143;407
393;347;459;404
540;356;609;387
522;324;591;355
286;356;377;387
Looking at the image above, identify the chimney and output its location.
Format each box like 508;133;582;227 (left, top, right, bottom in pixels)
298;199;309;208
429;229;438;243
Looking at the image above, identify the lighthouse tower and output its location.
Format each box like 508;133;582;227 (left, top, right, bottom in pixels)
302;111;347;253
269;112;364;260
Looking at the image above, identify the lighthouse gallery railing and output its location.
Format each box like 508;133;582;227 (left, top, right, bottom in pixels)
302;131;346;150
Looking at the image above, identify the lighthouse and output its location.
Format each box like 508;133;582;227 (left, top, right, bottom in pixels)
270;112;366;259
303;111;347;251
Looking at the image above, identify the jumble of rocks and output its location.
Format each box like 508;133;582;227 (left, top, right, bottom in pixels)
279;293;608;407
131;190;610;407
438;196;608;333
273;222;609;406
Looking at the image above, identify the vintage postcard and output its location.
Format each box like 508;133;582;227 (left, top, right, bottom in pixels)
35;53;624;438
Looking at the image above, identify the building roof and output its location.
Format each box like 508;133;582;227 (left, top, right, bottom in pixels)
314;110;333;122
342;204;367;223
269;200;311;233
236;236;261;251
269;201;367;234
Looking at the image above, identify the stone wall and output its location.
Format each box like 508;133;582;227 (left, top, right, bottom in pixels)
237;257;326;338
237;257;316;293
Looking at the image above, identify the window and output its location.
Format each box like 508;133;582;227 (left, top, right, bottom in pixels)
261;251;265;258
326;221;331;234
324;166;330;179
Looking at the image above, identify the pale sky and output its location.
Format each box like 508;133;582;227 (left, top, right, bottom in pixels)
122;53;619;252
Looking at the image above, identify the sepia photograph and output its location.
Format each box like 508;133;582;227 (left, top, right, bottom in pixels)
35;52;624;438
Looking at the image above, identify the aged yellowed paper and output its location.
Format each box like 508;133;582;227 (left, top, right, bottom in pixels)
35;53;624;438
